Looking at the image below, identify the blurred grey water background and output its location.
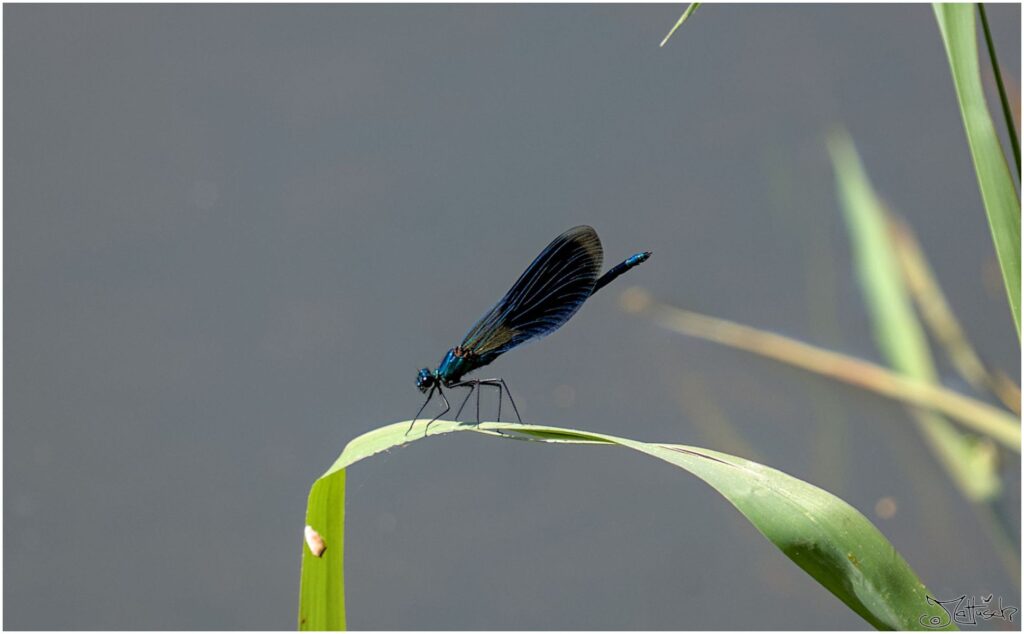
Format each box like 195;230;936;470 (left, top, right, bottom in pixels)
5;4;1020;629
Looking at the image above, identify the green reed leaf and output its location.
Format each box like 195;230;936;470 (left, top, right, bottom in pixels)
298;420;955;630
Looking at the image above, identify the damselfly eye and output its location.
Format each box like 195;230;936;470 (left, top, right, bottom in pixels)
415;368;435;392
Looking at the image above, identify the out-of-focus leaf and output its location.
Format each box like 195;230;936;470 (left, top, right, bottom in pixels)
829;130;1001;501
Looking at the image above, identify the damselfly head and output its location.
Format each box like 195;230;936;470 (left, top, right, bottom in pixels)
416;368;436;393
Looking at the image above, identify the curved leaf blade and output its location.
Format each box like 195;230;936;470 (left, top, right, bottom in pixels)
299;421;955;630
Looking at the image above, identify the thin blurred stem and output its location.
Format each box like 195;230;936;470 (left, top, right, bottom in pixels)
888;213;1021;415
992;371;1023;415
978;3;1021;177
621;289;1021;451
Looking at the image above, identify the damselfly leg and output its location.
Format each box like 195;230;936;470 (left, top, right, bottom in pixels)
479;381;503;421
499;379;523;423
453;383;477;420
448;379;521;423
410;378;523;436
406;386;451;436
504;380;522;423
407;386;434;435
474;378;523;424
451;381;482;422
423;389;450;435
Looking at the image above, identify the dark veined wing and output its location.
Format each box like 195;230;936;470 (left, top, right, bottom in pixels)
459;225;604;362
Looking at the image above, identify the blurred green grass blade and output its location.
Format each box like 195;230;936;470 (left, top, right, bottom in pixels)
829;132;935;380
659;3;700;47
299;470;346;630
299;420;956;631
828;130;1001;501
933;3;1021;338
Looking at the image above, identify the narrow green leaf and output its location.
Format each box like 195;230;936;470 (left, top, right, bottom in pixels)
299;420;956;631
977;3;1021;177
299;470;346;630
828;130;1001;501
659;3;701;48
933;3;1021;338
